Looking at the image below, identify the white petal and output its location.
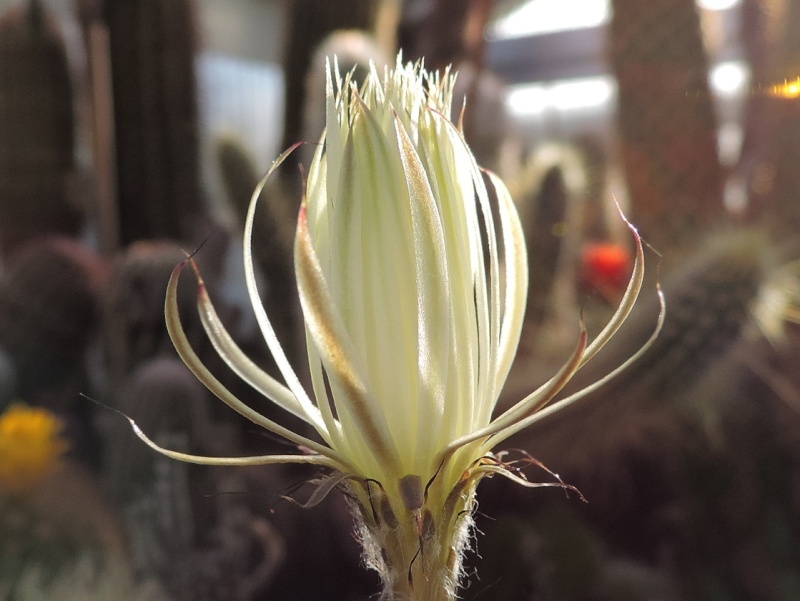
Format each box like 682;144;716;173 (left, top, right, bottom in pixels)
295;205;400;475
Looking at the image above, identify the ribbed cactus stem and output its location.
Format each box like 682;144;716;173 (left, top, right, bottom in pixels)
609;0;724;252
103;0;202;244
0;0;82;256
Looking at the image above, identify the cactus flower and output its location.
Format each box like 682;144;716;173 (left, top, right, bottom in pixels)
0;402;68;495
133;57;657;600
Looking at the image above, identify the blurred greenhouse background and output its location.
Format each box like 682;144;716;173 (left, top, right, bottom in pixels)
1;0;800;600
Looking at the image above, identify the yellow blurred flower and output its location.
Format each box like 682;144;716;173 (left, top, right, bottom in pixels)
0;403;68;495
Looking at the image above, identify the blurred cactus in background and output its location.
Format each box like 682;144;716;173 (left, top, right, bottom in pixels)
0;0;83;258
518;231;778;474
482;228;800;601
0;401;156;601
0;1;797;600
98;240;288;600
102;0;203;245
216;136;302;367
102;242;200;393
102;357;284;601
738;0;800;239
0;237;106;408
610;0;725;254
512;146;587;334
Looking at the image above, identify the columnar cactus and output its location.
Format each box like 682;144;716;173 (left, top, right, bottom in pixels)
609;0;724;253
103;0;202;245
0;0;82;256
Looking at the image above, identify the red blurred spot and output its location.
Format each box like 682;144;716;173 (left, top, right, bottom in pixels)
581;242;632;297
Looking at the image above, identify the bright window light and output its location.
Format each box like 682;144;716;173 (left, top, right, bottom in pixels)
506;85;549;116
490;0;741;40
709;61;749;96
490;0;609;39
697;0;740;10
506;76;615;117
549;78;615;110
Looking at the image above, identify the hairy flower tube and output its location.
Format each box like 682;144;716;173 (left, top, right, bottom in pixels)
130;57;659;601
